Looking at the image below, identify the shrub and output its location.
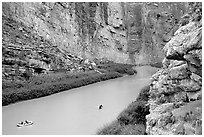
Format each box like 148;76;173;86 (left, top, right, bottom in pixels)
97;85;151;135
150;62;163;68
97;120;146;135
23;68;33;80
117;101;149;125
136;85;150;102
97;121;123;135
2;71;123;106
2;80;25;90
120;124;146;135
96;63;137;75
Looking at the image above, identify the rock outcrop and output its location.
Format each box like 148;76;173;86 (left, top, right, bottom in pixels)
146;2;202;135
2;2;189;80
1;2;202;134
2;15;95;81
2;2;188;62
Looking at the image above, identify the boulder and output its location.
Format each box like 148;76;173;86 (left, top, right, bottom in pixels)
190;73;202;85
179;79;201;92
168;64;190;79
184;53;201;67
165;22;202;59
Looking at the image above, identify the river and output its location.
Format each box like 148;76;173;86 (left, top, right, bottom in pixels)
2;66;159;135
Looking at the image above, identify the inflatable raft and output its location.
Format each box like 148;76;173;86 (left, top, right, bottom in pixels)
17;120;33;127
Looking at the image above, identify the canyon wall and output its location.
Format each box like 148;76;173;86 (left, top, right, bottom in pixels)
2;2;188;80
1;2;202;135
2;2;188;63
146;2;202;135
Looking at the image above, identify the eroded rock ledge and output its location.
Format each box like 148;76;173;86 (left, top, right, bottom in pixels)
146;4;202;135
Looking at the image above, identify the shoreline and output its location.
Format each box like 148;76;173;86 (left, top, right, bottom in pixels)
97;85;150;135
2;72;122;106
2;63;137;106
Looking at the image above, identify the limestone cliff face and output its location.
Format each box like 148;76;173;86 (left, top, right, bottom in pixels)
146;2;202;135
2;2;189;80
2;2;188;63
124;2;187;64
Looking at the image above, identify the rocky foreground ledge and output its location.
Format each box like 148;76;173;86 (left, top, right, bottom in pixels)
146;11;202;135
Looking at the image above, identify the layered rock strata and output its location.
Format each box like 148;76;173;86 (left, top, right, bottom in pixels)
2;2;188;63
2;2;189;80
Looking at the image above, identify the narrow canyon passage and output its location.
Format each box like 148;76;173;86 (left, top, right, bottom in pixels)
2;66;158;135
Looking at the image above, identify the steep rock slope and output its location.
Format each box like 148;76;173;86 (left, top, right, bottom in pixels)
146;3;202;135
2;2;188;64
2;15;90;81
2;2;189;81
124;2;187;64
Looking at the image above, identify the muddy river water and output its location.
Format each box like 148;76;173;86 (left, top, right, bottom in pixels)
2;66;159;135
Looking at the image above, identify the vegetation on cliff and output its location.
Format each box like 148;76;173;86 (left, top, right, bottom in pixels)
96;62;137;75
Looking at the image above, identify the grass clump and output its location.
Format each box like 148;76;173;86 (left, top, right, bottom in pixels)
97;85;150;135
150;62;163;68
2;71;122;106
117;101;149;125
136;85;150;102
97;62;137;75
2;62;137;106
97;120;146;135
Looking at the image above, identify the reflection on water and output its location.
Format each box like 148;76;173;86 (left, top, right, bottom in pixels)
2;66;159;135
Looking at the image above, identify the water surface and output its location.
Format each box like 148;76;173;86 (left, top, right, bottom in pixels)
2;66;158;135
